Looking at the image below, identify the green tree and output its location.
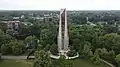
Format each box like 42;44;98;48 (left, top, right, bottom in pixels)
0;30;14;47
99;33;120;53
0;53;1;60
59;56;66;67
58;56;73;67
1;40;25;55
103;25;118;34
94;48;115;63
69;24;104;52
115;54;120;63
91;52;100;65
1;44;12;54
50;43;58;55
67;50;76;57
25;36;38;49
44;44;50;51
80;42;93;58
0;23;7;32
39;23;57;47
36;44;43;51
9;40;25;55
115;54;120;67
34;50;52;67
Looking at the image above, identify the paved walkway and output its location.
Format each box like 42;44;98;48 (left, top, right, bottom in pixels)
50;54;60;59
100;59;115;67
50;52;79;59
1;56;35;60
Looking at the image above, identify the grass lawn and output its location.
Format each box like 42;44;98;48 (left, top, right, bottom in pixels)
0;59;109;67
0;60;33;67
53;58;110;67
72;59;110;67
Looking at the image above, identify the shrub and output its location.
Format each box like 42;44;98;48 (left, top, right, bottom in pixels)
1;44;12;54
67;50;76;57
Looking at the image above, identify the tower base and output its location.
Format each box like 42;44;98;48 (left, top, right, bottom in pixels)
50;51;79;59
59;49;70;56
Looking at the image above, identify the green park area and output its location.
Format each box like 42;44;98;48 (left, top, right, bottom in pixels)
72;59;109;67
0;59;109;67
1;11;119;67
0;60;33;67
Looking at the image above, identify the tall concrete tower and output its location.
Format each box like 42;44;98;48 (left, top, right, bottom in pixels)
58;9;69;55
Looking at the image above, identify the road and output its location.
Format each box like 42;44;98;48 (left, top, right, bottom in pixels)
1;56;35;60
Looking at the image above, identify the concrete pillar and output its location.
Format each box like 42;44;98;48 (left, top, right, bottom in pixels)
58;10;62;51
64;9;69;51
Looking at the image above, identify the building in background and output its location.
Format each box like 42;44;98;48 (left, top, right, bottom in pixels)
1;20;20;35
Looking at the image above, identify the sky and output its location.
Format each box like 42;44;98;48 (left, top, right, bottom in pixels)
0;0;120;10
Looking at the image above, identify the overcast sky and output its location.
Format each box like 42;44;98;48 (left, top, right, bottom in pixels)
0;0;120;10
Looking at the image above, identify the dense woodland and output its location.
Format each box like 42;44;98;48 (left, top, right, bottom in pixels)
0;11;120;67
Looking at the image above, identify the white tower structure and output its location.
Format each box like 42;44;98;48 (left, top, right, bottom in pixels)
50;9;79;59
58;8;69;55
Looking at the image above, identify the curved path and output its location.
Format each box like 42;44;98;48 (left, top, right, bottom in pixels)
100;59;115;67
50;52;79;59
